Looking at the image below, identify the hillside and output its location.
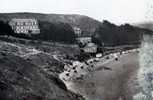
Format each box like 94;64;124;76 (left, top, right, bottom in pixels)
135;22;153;31
92;20;153;46
0;12;153;46
1;13;153;100
0;12;102;36
0;36;84;100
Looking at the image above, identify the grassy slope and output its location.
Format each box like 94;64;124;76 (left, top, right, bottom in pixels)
0;37;84;100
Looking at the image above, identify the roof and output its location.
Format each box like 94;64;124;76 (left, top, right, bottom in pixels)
10;18;37;22
85;43;97;48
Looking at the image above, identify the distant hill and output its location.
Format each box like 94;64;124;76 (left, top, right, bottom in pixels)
135;22;153;31
0;12;102;36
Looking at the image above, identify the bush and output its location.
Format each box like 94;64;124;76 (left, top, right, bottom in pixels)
0;21;14;36
92;20;145;46
35;21;76;44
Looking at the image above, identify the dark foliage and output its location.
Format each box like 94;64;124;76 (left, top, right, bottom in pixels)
0;21;33;39
0;21;14;36
34;21;76;44
92;20;147;46
0;20;76;44
12;33;33;40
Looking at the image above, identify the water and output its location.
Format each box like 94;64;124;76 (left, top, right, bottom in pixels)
135;34;153;100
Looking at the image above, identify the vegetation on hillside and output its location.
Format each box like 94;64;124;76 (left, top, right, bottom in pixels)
34;21;76;43
92;20;153;46
0;40;84;100
0;13;102;36
0;20;76;43
0;21;14;36
0;14;153;46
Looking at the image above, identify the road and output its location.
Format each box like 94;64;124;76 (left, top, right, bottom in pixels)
67;52;140;100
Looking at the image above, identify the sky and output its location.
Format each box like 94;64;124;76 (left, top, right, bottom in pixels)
0;0;150;25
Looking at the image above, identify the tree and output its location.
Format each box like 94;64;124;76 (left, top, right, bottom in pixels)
92;20;143;46
0;21;14;36
36;21;76;43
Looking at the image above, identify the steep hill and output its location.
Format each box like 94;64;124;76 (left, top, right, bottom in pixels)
0;12;102;36
92;20;153;46
0;37;83;100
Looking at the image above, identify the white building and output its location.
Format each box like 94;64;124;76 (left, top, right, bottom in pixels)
76;37;92;45
73;27;82;37
9;18;40;34
81;43;97;53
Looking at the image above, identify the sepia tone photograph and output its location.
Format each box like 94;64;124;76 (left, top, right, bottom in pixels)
0;0;153;100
